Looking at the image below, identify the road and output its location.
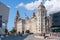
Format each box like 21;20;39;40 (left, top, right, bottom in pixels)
0;34;60;40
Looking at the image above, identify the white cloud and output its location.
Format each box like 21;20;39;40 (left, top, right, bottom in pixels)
16;0;41;10
16;0;60;15
25;1;38;10
16;3;24;8
7;5;11;8
44;0;60;15
24;0;42;10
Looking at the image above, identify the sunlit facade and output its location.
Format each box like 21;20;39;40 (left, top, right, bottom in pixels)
14;2;49;34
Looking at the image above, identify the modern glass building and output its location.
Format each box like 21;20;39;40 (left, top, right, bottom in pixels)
0;2;9;34
50;12;60;32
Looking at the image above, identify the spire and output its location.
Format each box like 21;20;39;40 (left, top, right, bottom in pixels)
38;2;45;8
16;10;20;17
15;10;21;21
32;12;36;18
25;13;27;17
25;13;29;20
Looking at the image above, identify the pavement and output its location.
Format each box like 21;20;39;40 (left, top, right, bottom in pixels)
0;34;60;40
24;34;60;40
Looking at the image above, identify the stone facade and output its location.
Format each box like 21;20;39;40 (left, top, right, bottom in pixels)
45;16;52;33
14;11;25;34
36;3;47;33
30;13;37;33
14;2;50;34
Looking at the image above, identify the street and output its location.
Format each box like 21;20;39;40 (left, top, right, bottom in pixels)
0;34;60;40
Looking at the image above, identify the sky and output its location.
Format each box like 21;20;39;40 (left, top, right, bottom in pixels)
0;0;40;31
0;0;60;31
44;0;60;15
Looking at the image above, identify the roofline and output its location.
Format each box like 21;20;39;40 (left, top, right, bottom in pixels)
0;1;9;9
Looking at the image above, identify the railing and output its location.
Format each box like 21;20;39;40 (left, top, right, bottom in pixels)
52;32;60;37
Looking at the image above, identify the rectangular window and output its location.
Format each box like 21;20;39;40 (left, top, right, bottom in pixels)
0;16;2;27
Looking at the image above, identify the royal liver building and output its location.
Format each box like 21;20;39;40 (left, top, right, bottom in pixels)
14;2;51;34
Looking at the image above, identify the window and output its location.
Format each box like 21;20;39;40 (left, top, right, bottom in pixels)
2;22;5;27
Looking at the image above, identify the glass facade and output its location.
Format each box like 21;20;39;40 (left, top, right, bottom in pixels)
0;16;2;27
52;12;60;27
51;12;60;32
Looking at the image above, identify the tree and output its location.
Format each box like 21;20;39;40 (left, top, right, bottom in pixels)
26;30;30;33
10;28;16;33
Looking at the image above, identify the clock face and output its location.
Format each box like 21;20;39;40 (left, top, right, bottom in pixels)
0;16;2;27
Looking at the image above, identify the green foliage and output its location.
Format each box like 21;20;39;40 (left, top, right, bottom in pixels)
10;28;16;33
26;30;30;33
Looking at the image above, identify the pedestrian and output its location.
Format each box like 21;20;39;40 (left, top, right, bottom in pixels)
19;32;20;35
43;33;46;39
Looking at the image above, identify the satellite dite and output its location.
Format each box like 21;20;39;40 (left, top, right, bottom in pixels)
0;2;9;34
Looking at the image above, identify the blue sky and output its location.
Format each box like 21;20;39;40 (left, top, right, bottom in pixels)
0;0;45;31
